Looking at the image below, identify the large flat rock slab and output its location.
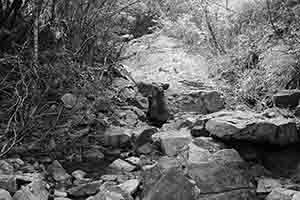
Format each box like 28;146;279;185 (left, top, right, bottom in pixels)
201;111;298;146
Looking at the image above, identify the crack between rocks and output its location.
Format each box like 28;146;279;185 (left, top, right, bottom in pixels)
198;187;256;196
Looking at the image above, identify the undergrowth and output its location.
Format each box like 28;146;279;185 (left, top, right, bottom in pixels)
0;0;161;157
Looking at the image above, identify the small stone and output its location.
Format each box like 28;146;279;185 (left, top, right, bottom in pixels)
0;189;12;200
109;159;136;172
119;179;140;195
61;93;77;109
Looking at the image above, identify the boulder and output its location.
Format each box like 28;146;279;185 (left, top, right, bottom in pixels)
173;90;224;114
188;161;253;195
143;168;196;200
265;188;300;200
0;189;12;200
273;90;300;108
118;179;140;195
204;111;298;146
210;149;244;163
87;182;133;200
0;175;17;192
153;129;192;156
13;180;49;200
184;143;211;164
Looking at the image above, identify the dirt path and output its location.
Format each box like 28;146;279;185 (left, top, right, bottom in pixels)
122;32;214;95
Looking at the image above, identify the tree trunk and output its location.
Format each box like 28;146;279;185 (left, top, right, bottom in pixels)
33;0;40;64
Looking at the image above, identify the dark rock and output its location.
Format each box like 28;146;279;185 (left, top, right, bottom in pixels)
273;90;300;108
191;125;210;137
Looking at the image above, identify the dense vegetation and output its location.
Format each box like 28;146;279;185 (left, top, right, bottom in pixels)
1;0;300;156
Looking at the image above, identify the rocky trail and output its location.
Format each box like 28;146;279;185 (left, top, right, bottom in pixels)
2;33;300;200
